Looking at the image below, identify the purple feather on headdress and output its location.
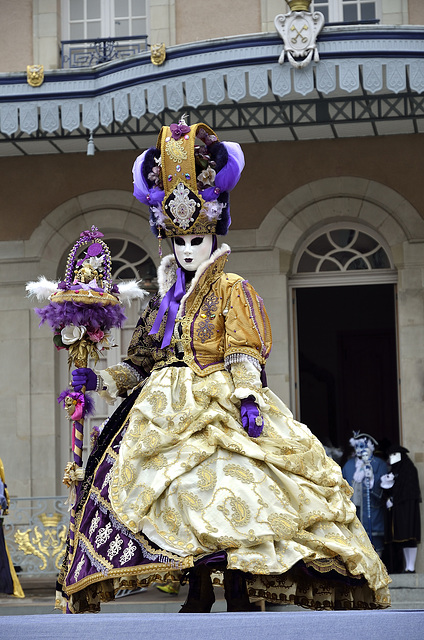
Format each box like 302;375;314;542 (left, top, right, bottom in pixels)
132;149;165;207
214;142;245;192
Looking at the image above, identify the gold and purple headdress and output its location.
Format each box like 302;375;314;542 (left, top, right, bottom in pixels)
132;116;245;239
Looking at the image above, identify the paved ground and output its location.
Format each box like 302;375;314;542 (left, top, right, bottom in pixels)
0;576;271;615
1;573;423;615
0;577;191;615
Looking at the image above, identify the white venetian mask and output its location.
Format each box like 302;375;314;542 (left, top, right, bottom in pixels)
389;452;402;465
352;437;375;461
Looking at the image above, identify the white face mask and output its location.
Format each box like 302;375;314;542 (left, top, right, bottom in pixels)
389;452;402;465
173;235;213;272
353;437;374;461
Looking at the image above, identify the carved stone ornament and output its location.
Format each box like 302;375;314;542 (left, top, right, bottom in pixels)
274;5;325;69
27;64;44;87
151;43;166;66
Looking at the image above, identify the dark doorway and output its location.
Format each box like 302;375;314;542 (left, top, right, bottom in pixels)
295;284;399;454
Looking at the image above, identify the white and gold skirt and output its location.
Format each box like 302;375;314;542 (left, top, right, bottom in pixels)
60;366;391;612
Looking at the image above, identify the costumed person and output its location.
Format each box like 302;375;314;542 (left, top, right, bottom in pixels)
0;458;24;598
381;445;421;573
342;433;388;556
56;117;391;613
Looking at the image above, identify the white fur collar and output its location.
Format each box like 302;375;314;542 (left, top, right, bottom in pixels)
157;243;231;301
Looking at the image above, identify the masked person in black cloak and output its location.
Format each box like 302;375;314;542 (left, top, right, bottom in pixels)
381;445;421;573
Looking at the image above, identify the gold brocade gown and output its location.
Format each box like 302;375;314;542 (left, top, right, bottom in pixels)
58;246;390;612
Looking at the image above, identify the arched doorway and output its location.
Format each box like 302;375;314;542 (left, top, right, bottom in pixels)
289;224;400;455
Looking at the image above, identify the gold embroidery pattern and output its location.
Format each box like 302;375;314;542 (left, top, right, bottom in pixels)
124;417;149;443
106;365;138;395
196;293;219;343
217;496;251;528
223;464;255;484
165;137;188;163
196;465;217;491
268;513;297;538
162;508;182;533
147;391;168;414
119;460;137;490
170;367;187;411
140;453;167;470
137;486;156;510
178;492;204;512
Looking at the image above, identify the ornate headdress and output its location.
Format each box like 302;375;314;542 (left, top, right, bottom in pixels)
350;431;378;446
132;116;245;239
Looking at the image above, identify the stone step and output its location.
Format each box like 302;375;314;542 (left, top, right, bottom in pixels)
387;573;424;607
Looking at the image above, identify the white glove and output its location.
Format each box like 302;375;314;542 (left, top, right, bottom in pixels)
381;472;395;489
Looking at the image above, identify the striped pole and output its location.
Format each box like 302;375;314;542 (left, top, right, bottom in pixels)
66;358;87;583
67;417;84;562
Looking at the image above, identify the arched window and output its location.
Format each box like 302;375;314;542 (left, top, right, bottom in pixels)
294;227;392;274
108;237;156;282
72;236;158;291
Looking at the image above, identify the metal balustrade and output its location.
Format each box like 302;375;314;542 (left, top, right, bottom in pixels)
2;496;69;578
61;36;148;69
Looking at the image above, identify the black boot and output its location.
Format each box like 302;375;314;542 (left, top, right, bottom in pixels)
179;565;215;613
223;569;251;612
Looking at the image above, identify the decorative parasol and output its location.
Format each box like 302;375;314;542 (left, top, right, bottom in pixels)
26;226;147;561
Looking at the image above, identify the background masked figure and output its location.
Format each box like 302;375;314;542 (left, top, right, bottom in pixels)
0;457;24;598
58;118;391;613
342;433;388;556
381;445;421;573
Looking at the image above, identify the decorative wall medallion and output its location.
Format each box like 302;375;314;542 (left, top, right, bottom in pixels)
151;43;166;66
275;1;325;69
27;64;44;87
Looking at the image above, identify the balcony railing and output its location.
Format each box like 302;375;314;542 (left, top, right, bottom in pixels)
3;496;68;578
61;35;149;69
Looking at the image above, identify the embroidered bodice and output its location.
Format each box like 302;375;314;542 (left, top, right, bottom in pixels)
98;245;272;401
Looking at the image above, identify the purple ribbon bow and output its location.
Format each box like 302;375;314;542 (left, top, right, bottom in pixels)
149;268;186;349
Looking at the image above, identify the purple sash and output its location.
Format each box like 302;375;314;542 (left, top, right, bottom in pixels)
149;268;186;348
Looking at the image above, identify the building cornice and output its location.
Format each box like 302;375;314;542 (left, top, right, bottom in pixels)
0;27;423;150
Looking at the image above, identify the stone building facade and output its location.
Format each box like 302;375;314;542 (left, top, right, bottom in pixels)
0;0;424;571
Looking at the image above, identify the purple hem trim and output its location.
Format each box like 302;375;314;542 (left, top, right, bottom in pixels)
257;294;270;356
88;493;182;567
78;538;109;576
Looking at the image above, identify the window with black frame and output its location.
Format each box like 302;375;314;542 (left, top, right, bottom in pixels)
312;0;379;23
61;0;149;68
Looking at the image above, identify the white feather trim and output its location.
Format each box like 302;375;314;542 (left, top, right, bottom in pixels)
156;244;231;305
25;276;59;300
157;255;178;299
177;243;230;317
116;280;148;306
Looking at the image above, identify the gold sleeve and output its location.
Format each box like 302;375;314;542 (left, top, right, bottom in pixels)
230;360;270;412
126;295;160;375
96;363;142;404
224;279;272;365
